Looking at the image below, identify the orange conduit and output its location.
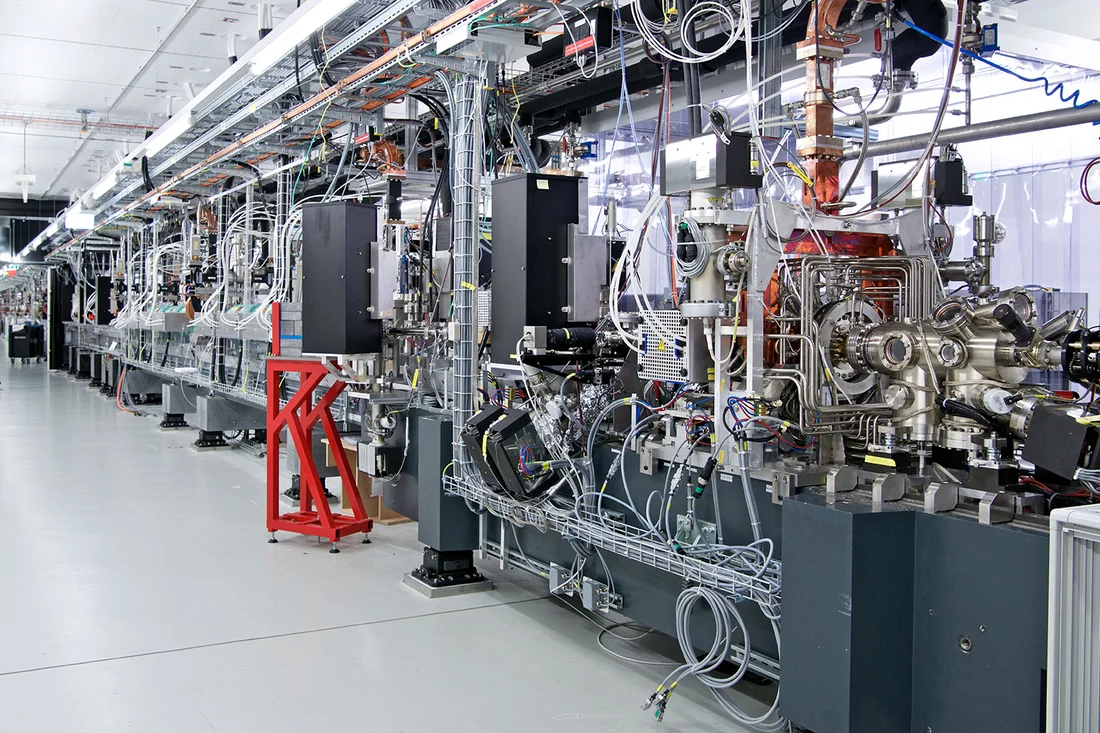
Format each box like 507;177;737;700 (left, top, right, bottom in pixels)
115;365;141;415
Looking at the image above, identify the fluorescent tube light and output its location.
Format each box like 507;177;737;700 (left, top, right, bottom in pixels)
90;171;119;201
250;0;359;76
145;113;193;157
65;206;97;231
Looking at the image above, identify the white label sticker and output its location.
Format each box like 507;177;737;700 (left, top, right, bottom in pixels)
536;179;549;190
695;156;710;180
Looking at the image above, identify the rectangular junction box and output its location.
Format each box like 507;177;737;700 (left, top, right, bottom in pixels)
490;173;586;363
301;200;382;355
659;132;761;195
1021;406;1100;481
563;7;612;58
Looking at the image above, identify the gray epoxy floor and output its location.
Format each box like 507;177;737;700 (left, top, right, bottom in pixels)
0;352;745;732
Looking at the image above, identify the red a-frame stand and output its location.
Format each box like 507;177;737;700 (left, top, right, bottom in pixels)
266;357;373;552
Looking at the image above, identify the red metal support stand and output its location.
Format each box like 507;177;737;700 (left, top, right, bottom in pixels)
266;357;373;549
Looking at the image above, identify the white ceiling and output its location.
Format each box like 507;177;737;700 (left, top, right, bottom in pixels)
0;0;291;200
2;0;1097;203
1010;0;1100;42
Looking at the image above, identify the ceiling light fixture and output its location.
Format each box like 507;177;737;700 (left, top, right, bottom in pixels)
15;123;35;203
65;205;97;231
249;0;359;76
89;171;120;201
144;112;193;157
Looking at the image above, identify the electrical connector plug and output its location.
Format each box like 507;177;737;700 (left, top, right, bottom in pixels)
653;686;675;722
692;456;718;498
641;689;660;711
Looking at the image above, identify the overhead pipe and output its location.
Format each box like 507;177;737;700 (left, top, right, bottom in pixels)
842;103;1100;160
227;33;241;65
258;3;273;40
853;0;948;129
0;113;154;134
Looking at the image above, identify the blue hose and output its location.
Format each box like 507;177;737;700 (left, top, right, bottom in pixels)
897;16;1099;123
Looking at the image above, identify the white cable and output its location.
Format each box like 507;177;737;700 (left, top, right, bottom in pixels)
646;586;787;731
635;0;746;65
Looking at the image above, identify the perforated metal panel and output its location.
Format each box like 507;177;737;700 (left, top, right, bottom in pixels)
638;310;690;383
1048;505;1100;733
478;288;492;330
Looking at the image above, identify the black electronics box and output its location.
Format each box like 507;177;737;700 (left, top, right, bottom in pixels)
564;7;612;57
95;276;112;324
301;200;382;355
933;158;973;207
461;405;508;490
1021;406;1099;481
490;173;581;363
659;133;761;195
485;410;552;497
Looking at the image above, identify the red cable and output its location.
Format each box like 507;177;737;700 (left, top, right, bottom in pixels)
755;421;815;450
115;365;141;416
1081;157;1100;206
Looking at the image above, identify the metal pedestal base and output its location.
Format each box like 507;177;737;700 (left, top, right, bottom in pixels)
403;573;494;599
193;430;229;451
407;547;491;597
159;413;189;429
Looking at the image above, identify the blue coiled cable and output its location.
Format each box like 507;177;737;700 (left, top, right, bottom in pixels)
897;16;1098;123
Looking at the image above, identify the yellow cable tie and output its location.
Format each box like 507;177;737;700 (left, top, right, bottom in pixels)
786;162;814;187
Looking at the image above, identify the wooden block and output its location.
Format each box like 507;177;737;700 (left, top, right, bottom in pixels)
325;437;412;524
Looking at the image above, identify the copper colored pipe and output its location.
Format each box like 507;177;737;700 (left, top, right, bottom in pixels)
796;0;886;208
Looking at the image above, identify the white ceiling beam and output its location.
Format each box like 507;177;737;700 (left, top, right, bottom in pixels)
941;1;1100;73
994;22;1100;74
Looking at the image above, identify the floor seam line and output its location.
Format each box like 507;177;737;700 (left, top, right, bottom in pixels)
0;596;547;679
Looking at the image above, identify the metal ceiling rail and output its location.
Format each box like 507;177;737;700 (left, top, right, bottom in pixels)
53;0;514;258
97;0;429;217
0;110;155;134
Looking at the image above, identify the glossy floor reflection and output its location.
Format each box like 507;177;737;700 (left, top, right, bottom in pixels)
0;349;742;732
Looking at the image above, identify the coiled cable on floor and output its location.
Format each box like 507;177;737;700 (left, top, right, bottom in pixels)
644;586;787;731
